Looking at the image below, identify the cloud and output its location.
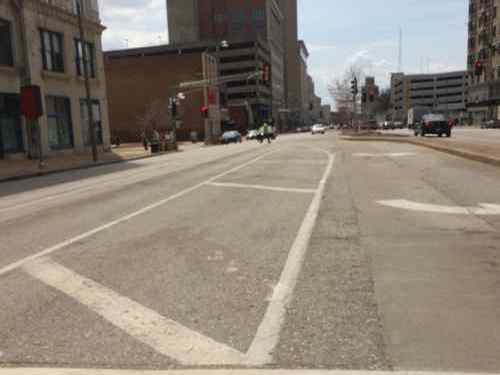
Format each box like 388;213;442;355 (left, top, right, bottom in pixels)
307;43;336;52
100;0;168;50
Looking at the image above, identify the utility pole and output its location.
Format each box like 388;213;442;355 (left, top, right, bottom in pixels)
76;0;98;163
12;0;43;167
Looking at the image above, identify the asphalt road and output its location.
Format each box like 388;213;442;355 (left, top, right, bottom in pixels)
1;132;500;374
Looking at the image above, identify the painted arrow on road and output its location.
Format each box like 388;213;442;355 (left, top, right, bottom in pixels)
377;199;500;215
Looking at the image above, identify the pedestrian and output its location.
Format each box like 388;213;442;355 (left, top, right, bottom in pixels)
260;121;272;144
141;131;148;151
151;128;160;153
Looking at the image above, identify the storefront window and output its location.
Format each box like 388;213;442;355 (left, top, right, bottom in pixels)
0;19;13;66
0;94;23;156
46;96;74;150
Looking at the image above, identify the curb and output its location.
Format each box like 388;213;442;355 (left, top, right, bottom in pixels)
340;136;500;168
0;152;166;184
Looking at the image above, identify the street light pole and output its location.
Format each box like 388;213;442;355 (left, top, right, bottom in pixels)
76;0;98;163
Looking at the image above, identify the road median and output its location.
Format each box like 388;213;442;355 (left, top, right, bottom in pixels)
340;133;500;168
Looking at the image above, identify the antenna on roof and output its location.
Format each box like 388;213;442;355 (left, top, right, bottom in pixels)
398;27;403;72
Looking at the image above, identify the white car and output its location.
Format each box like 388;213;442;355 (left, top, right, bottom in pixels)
311;124;326;134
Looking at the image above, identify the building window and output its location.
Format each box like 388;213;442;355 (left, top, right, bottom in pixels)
229;9;246;33
0;19;13;66
40;30;64;72
80;99;102;145
46;96;74;150
75;39;96;78
0;93;23;156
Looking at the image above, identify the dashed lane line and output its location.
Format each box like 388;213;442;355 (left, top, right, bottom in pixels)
0;149;279;279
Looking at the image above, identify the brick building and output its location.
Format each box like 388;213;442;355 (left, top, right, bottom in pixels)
166;0;285;130
104;44;220;142
0;0;110;160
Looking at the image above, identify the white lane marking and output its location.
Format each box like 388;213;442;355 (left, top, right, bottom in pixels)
0;371;495;375
208;182;317;194
258;159;328;165
23;258;246;365
378;199;500;216
245;150;335;365
353;152;415;157
0;150;279;278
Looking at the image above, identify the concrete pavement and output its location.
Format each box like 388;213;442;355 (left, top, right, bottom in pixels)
1;132;500;373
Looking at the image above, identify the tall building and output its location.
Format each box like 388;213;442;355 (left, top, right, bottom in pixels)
467;0;500;123
0;0;110;160
390;71;468;123
298;40;310;125
166;0;285;128
277;0;301;129
167;0;199;44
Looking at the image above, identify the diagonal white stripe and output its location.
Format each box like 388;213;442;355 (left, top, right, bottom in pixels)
23;257;246;366
208;182;317;194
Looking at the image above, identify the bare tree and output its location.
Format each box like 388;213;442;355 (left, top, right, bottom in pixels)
328;64;365;113
372;88;391;116
137;99;171;137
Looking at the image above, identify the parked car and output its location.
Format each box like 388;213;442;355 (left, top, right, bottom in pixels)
221;131;242;144
246;129;259;140
393;121;405;129
480;120;500;129
414;114;451;137
311;124;326;134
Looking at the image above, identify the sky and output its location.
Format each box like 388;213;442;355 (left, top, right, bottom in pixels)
100;0;468;107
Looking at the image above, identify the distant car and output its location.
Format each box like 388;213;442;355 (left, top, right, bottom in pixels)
329;124;336;130
221;131;242;144
480;120;500;129
382;121;394;130
246;129;259;140
393;121;404;129
311;124;326;134
414;114;451;137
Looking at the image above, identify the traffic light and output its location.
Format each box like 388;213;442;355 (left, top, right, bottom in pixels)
351;77;358;95
201;106;209;118
474;60;483;76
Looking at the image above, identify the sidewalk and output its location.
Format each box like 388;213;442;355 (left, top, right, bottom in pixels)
340;132;500;168
0;143;184;182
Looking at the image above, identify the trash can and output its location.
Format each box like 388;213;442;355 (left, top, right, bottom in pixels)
151;143;160;153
